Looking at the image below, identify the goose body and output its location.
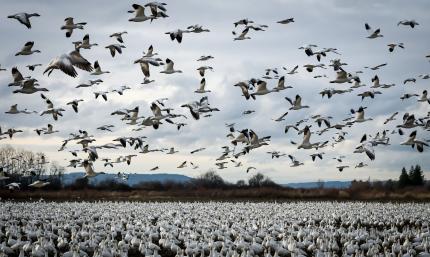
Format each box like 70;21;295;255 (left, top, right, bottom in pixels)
7;12;40;28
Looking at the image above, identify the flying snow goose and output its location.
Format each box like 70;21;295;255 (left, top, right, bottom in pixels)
277;18;294;24
233;28;251;41
403;78;416;84
61;17;87;37
187;24;210;33
231;129;250;145
91;61;110;75
15;41;41;56
288;155;303;167
400;130;429;152
43;124;59;135
197;66;213;77
94;91;109;101
105;44;125;57
303;64;325;72
417;90;430;104
76;34;98;49
76;79;103;88
398;19;419;28
165;29;189;43
5;104;36;114
234;81;253;100
26;64;42;71
285;95;309;110
166;147;178;154
110;31;128;43
273;76;292;92
246;167;256;173
197;55;214;61
177;161;187;168
160;58;182;74
195;78;211;93
40;108;65;121
353;134;375;160
297;126;324;150
272;112;288;122
355;162;368;168
400;93;419;100
329;69;352;83
387;43;404;52
7;12;40;28
128;4;153;22
83;160;105;178
28;180;50;188
336;165;349;172
350;106;373;123
299;44;318;56
365;23;383;38
397;113;421;129
13;79;48;94
383;112;399;124
8;67;26;87
251;80;274;98
190;148;206;154
143;45;158;57
44;50;93;77
283;65;299;75
66;99;84;113
310;152;325;161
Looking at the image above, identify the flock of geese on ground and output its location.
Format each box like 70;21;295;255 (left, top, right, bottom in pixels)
1;201;430;257
0;2;430;187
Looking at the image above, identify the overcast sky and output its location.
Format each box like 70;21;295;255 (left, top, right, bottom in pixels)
0;0;429;183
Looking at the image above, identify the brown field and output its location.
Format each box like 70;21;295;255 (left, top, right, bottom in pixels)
1;187;430;202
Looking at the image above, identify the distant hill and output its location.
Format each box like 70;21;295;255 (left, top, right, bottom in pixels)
62;172;192;186
285;181;351;189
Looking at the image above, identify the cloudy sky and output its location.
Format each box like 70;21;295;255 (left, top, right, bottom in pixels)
0;0;429;183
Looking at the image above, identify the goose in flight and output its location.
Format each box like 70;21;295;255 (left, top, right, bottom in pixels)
387;43;404;52
75;34;98;50
353;134;375;161
66;99;84;113
13;78;48;94
166;147;178;154
150;166;159;171
91;61;110;75
112;85;131;95
400;93;419;100
40;107;65;121
216;162;228;169
160;58;182;74
190;148;206;154
403;78;416;84
310;152;325;161
273;76;292;92
350;106;373;123
177;161;187;168
43;124;59;135
251;80;274;98
288;155;303;167
143;45;158;57
5;104;36;114
365;23;383;38
44;50;93;77
298;126;324;150
329;69;353;83
166;29;190;43
197;55;214;61
97;125;114;132
83;160;105;178
365;63;387;71
197;66;213;77
110;31;128;43
272;112;288;122
76;79;103;88
397;113;421;129
233;28;251;41
283;65;299;75
299;44;318;56
303;64;325;72
277;18;294;24
267;151;286;159
336;165;349;172
234;81;254;100
383;112;399;124
398;19;419;28
8;67;27;87
7;12;40;28
285;95;310;110
400;130;428;152
61;17;87;37
15;41;41;56
128;4;154;22
234;18;254;27
246;167;256;173
357;90;381;101
231;129;250;145
26;64;42;71
4;128;23;139
106;44;125;57
195;78;211;93
28;180;50;188
355;162;368;168
187;24;210;33
181;96;218;120
94;91;109;101
418;90;430;104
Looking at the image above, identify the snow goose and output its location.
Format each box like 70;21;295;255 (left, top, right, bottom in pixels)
231;129;250;145
15;41;41;56
7;12;40;29
303;64;325;72
105;44;125;57
197;55;214;61
234;81;253;100
66;99;84;113
128;4;153;22
197;66;213;77
272;112;288;122
5;104;36;114
143;45;158;57
190;148;205;154
177;161;187;168
273;76;292;92
299;44;317;56
400;131;428;152
355;162;368;168
387;43;404;52
383;112;399;124
234;18;254;27
329;69;352;83
310;152;325;161
43;124;59;135
397;113;421;129
288;155;303;167
187;24;210;33
28;180;50;188
246;167;256;173
398;19;419;28
110;31;127;43
160;58;182;74
8;67;26;86
365;23;383;38
357;90;381;100
76;79;103;88
150;166;159;171
94;91;109;101
83;160;105;178
277;18;294;24
233;28;251;40
403;78;416;84
336;165;349;172
285;95;309;110
61;17;87;37
251;80;274;98
350;106;373;123
195;78;211;93
26;64;42;71
297;126;323;150
216;162;228;169
353;134;375;160
165;29;190;43
400;93;419;100
91;61;110;75
166;147;178;154
13;78;48;94
76;34;98;49
44;50;93;77
418;90;430;104
283;65;299;75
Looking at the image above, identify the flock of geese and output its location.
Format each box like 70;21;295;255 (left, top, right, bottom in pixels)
1;201;430;257
0;1;429;187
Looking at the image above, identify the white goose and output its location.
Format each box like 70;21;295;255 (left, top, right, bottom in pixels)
400;130;429;152
83;160;105;178
196;66;213;77
195;78;211;93
166;147;178;154
61;17;87;37
110;31;128;43
15;41;41;56
160;58;182;74
44;50;93;77
297;126;323;150
285;95;310;110
76;34;98;49
353;134;375;160
28;180;50;188
288;155;303;167
233;28;251;41
43;124;59;135
273;76;292;92
350;106;373;123
106;44;125;57
128;4;153;22
398;19;419;28
12;79;48;94
66;99;84;113
7;12;40;29
91;61;110;75
418;90;430;104
365;23;383;38
251;80;274;98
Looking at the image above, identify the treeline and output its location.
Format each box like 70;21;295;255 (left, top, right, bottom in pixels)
65;170;281;191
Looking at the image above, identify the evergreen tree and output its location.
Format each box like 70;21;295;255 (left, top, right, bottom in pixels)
409;165;424;186
398;167;410;188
